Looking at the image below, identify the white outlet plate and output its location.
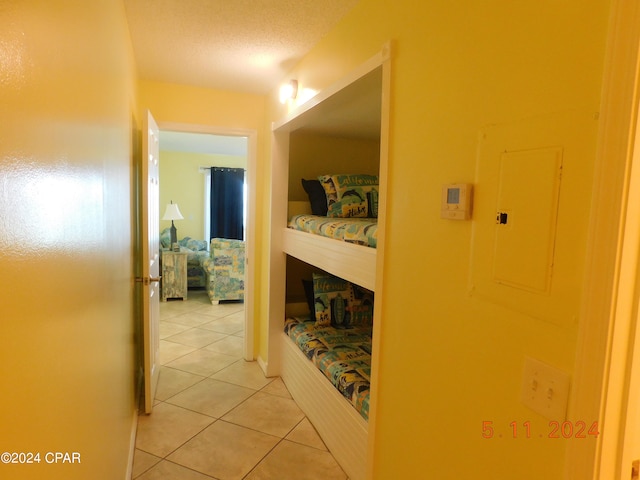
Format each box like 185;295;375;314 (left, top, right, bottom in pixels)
521;357;570;420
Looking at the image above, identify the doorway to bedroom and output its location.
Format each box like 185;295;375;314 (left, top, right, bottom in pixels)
157;125;256;362
159;130;248;242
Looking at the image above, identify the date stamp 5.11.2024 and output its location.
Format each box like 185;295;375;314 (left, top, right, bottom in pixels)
482;420;599;439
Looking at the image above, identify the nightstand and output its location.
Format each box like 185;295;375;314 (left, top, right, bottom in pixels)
161;250;188;301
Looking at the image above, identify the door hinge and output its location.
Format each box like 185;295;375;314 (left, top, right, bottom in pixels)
135;276;161;285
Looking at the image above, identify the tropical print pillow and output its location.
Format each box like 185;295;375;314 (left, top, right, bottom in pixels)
312;272;373;327
319;174;379;218
312;272;352;327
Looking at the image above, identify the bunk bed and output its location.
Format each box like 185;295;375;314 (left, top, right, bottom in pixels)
281;214;376;480
283;196;377;291
268;46;390;480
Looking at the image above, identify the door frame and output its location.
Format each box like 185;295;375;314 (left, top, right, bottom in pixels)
567;0;640;477
157;121;257;361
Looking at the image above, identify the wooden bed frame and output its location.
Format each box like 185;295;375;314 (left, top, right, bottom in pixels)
267;46;391;480
280;222;374;480
280;327;368;480
284;201;377;292
282;227;376;292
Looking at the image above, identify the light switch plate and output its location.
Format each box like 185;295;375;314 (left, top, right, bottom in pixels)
521;356;570;420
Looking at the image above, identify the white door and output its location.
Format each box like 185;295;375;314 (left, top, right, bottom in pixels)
142;110;161;414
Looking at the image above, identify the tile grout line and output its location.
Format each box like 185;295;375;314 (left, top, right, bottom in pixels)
238;416;318;479
158;333;244;373
138;293;344;479
134;293;247;478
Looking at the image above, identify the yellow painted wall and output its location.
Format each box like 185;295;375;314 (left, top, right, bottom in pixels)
264;0;611;478
288;132;380;201
138;81;267;356
159;150;247;241
0;1;138;479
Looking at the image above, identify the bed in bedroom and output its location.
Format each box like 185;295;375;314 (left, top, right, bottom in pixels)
268;46;391;480
279;174;379;480
280;325;369;479
281;271;374;480
283;175;379;292
276;166;382;480
284;316;372;420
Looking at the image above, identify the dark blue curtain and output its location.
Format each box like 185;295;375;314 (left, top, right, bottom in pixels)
210;167;244;241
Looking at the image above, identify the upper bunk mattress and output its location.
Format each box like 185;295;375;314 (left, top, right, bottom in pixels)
287;214;378;248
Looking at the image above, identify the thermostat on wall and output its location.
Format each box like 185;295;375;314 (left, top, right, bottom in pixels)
441;183;473;220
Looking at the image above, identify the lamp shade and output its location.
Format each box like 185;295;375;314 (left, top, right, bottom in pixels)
162;203;184;221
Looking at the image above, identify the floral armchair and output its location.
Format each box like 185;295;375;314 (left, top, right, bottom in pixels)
203;238;245;304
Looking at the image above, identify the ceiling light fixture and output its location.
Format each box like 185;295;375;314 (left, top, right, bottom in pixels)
279;79;298;104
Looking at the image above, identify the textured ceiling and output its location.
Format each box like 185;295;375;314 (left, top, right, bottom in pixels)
123;0;360;94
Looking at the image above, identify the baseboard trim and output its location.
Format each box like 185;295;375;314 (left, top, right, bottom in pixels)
126;366;143;479
257;355;268;376
125;406;139;480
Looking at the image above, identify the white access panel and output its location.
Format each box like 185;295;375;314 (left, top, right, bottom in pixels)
492;147;563;293
468;110;598;325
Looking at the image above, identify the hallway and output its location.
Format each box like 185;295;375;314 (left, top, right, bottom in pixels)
132;290;347;479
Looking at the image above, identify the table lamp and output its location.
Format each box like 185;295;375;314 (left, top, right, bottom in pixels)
162;201;184;250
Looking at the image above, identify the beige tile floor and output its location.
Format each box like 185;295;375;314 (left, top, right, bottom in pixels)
132;289;348;480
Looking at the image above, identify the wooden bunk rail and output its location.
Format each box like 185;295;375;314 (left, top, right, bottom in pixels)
282;228;377;291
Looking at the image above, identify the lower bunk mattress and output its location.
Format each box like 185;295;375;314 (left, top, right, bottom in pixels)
287;214;377;248
284;316;372;420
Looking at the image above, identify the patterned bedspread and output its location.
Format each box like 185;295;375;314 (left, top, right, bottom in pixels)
287;215;377;248
284;316;372;420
